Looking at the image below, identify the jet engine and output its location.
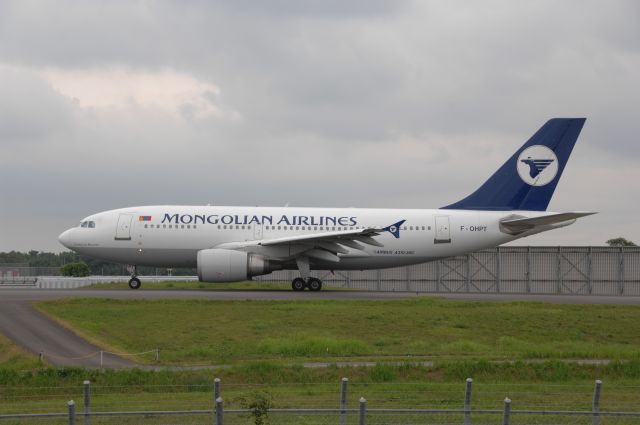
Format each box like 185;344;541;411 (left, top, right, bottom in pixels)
197;249;274;282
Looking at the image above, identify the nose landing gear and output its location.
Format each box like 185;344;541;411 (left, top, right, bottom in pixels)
128;277;141;290
126;265;141;290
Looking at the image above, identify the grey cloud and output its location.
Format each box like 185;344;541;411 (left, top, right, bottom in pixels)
0;0;639;250
0;67;74;143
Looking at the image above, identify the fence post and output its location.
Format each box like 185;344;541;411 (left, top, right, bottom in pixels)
340;377;348;425
436;260;441;292
465;255;470;292
502;398;511;425
526;247;531;293
592;379;602;425
587;247;593;295
68;400;76;425
359;397;366;425
99;351;103;368
83;380;90;425
39;351;44;363
618;247;624;295
214;378;221;402
376;270;381;291
557;247;562;294
155;348;160;362
464;378;473;425
215;397;224;425
496;247;501;293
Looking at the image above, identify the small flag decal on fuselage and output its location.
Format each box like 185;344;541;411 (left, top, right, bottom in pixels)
139;216;152;221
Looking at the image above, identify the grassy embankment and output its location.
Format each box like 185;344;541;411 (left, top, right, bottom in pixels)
0;334;41;371
35;297;640;365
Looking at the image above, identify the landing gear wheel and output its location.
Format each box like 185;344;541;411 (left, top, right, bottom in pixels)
128;277;141;290
291;277;306;291
307;278;322;291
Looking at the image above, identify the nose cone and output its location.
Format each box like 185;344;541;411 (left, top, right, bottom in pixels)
58;229;74;249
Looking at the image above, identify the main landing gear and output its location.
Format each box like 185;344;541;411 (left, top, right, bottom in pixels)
292;256;322;291
291;277;323;292
127;265;141;290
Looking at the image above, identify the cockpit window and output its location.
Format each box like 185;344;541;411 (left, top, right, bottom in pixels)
88;221;95;228
80;221;96;228
80;221;88;228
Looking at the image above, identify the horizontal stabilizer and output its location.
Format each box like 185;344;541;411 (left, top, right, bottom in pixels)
500;212;596;235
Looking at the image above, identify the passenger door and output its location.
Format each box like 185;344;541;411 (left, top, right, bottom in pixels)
434;215;451;244
115;214;134;240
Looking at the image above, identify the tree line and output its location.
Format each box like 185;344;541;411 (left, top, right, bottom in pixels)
0;250;195;276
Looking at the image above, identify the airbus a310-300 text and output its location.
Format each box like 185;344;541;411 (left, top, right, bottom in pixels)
59;118;595;291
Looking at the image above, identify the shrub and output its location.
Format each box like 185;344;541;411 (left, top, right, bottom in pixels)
59;262;91;277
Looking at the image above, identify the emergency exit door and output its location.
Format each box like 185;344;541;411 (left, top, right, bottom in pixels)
115;214;134;240
434;215;451;244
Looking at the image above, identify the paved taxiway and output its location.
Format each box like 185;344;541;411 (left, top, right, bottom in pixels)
1;289;639;368
2;289;640;303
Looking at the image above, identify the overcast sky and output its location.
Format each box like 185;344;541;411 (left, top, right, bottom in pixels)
1;0;638;252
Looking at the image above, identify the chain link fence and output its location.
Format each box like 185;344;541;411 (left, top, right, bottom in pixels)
257;246;640;295
2;247;639;295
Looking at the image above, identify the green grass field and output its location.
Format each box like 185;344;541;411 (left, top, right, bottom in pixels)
35;297;640;365
0;334;40;370
3;296;640;420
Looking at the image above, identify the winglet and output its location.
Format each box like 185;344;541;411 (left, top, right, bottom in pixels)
383;220;406;239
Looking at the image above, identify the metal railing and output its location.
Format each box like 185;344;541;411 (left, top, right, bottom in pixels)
1;378;639;424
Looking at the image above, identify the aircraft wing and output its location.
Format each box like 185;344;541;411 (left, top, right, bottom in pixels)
500;212;596;235
215;220;405;262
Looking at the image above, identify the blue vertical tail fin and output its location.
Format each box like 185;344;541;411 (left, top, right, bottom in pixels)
442;118;586;211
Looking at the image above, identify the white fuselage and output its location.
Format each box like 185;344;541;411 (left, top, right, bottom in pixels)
58;205;556;271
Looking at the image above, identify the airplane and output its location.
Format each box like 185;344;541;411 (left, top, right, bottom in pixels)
58;118;595;291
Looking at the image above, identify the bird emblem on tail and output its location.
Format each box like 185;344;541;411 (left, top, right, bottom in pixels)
520;157;554;178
